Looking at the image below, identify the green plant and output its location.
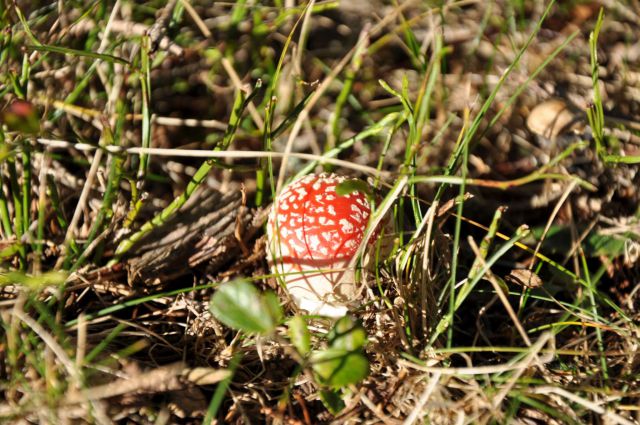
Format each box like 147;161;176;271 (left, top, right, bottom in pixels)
209;279;370;415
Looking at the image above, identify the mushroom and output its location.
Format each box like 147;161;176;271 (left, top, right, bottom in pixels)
267;173;375;317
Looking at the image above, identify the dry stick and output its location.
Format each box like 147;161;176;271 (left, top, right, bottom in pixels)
563;217;599;266
179;0;212;38
65;19;183;56
147;0;178;51
465;240;556;409
68;62;125;270
71;225;114;273
75;313;86;368
39;100;228;130
56;148;103;269
403;372;443;425
293;0;315;76
357;391;398;425
95;0;122;93
275;0;419;193
11;309;111;425
35;140;390;177
34;148;51;273
467;237;531;347
106;57;125;124
55;2;122;269
399;331;554;376
13;309;80;383
152;115;227;129
530;387;636;425
64;364;230;404
529;179;578;271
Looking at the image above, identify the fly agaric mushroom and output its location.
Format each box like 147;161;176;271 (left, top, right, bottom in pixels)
267;173;375;317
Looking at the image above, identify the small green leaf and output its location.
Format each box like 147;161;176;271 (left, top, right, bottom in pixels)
262;290;284;327
311;348;369;388
327;316;367;351
26;44;130;65
0;270;68;288
335;179;372;198
585;232;627;257
0;243;22;259
210;279;283;334
319;388;345;414
288;316;311;356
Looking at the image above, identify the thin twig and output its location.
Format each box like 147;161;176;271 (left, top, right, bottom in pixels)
403;372;442;425
35;139;390;178
530;386;636;425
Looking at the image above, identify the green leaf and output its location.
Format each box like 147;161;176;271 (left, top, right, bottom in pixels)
335;179;372;198
0;271;68;288
262;291;284;327
327;316;367;351
585;232;628;257
210;279;283;334
288;316;311;356
528;225;630;258
311;348;369;388
0;243;22;259
26;44;130;65
319;388;346;415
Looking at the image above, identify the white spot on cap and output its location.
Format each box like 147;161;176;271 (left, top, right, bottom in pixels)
339;218;354;234
295;187;308;200
308;235;320;251
328;205;336;216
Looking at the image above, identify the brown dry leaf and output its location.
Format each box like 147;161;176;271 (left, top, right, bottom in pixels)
504;269;543;289
526;98;579;140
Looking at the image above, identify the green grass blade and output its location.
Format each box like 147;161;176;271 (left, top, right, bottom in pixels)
26;44;130;65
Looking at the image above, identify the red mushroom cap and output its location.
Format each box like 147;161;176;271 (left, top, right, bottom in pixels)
268;173;372;264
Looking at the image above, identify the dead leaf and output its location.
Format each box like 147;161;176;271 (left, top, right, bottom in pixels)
505;269;543;288
527;98;579;140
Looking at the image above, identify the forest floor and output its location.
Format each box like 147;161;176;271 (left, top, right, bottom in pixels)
0;0;639;424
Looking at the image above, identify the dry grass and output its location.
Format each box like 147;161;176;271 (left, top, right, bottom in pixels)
0;0;639;423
